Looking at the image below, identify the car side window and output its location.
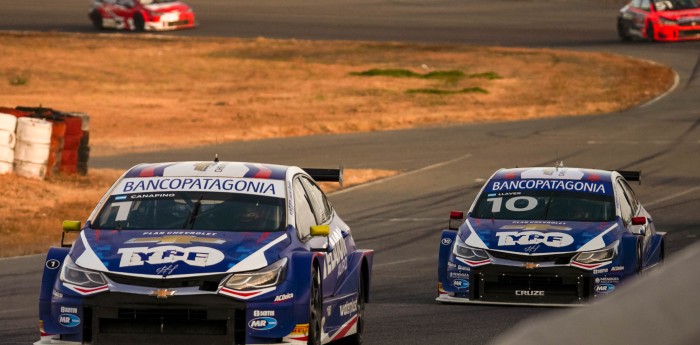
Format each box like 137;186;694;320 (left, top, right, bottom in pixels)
640;0;651;10
619;180;640;214
300;177;333;224
631;0;642;8
293;178;317;239
616;179;634;225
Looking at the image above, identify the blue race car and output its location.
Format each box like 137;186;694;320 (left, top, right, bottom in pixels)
37;161;373;344
437;165;665;306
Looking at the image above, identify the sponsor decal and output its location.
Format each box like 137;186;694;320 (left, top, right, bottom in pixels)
323;231;348;280
610;266;624;272
496;231;574;247
453;279;469;289
594;284;615;294
447;262;456;269
490;179;609;194
515;290;545;296
193;162;225;172
449;272;469;279
512;221;567;225
126;236;225;245
274;293;294;302
500;224;572;231
327;306;333;317
249;317;278;331
253;310;275;317
441;238;452;245
595;277;620;284
117;246;225;267
524;244;541;253
52;290;63;299
60;306;78;314
291;324;309;335
115;195;127;201
58;314;80;327
46;259;61;270
339;299;358;317
593;268;609;274
141;231;218;236
117;177;283;197
456;265;471;271
522;262;539;269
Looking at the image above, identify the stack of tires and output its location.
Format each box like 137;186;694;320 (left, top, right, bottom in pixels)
59;115;83;174
14;117;53;179
0;112;17;174
70;112;90;175
46;119;66;177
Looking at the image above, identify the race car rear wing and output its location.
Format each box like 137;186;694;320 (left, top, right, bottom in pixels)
304;165;344;187
617;170;641;184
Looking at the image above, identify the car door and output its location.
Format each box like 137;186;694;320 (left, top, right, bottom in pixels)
618;179;652;253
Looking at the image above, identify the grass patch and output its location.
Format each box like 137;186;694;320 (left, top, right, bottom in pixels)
469;72;502;80
351;68;466;80
7;69;30;86
406;87;488;95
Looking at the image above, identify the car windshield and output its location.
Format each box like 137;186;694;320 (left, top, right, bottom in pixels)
93;192;286;231
472;190;615;222
654;0;700;11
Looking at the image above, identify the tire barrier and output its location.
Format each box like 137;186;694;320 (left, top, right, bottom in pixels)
14;117;52;179
0;106;91;178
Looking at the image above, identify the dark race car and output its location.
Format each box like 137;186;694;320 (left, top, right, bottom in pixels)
89;0;195;31
36;161;372;344
618;0;700;41
437;166;665;306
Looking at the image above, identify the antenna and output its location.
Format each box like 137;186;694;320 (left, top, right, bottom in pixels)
556;160;564;171
214;154;219;163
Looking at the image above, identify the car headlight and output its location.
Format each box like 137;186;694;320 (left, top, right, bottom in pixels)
60;256;107;288
452;236;489;261
658;17;677;26
224;258;287;290
573;241;618;264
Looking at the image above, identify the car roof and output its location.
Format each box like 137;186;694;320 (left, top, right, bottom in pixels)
123;161;291;180
490;167;616;183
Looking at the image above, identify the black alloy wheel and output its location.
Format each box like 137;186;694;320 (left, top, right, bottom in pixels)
308;268;322;345
636;240;643;274
89;10;103;30
646;23;656;42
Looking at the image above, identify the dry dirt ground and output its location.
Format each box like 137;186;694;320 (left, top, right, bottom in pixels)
0;31;674;256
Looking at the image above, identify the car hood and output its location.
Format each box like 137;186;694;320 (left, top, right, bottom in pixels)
460;218;624;255
657;9;700;20
70;228;290;278
143;2;190;13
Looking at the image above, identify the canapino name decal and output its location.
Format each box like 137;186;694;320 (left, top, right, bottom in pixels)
489;179;610;194
114;177;285;197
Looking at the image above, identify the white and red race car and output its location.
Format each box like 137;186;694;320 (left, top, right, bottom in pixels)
89;0;195;31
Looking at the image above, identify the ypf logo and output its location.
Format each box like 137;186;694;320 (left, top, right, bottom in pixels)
496;231;574;247
441;238;452;246
117;246;225;267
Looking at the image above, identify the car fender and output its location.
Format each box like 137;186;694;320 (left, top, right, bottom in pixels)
438;230;457;288
39;247;70;334
645;232;666;268
619;234;642;276
288;251;325;326
332;250;373;300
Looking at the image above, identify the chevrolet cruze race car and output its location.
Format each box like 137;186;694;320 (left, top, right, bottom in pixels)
37;161;373;344
618;0;700;41
437;166;665;306
89;0;195;31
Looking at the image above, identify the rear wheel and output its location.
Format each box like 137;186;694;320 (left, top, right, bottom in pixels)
89;10;103;30
636;240;643;274
617;18;632;41
308;267;322;345
133;13;145;32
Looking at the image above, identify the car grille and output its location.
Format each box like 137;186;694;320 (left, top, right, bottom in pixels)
473;270;590;304
105;273;227;291
84;293;246;345
487;250;576;264
167;20;191;27
679;29;700;38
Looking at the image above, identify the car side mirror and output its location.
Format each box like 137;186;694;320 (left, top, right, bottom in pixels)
310;225;330;237
448;211;464;230
61;220;81;247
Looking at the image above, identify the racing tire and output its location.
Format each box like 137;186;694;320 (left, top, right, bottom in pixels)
617;18;632;42
646;23;656;42
635;240;643;274
308;267;322;345
89;10;103;30
133;13;146;32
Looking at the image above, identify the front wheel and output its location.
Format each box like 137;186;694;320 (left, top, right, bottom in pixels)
133;13;145;32
646;23;656;42
89;10;103;30
308;267;322;345
617;18;632;41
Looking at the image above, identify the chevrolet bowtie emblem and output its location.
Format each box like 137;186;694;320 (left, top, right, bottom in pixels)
150;288;176;299
522;262;539;270
126;236;225;245
500;224;572;231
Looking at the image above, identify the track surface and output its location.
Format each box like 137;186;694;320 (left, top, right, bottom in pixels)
1;0;699;344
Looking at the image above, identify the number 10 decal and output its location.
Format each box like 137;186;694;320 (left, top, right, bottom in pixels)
487;196;538;213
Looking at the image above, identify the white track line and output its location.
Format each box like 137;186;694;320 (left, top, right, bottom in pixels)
374;256;434;268
645;186;700;207
331;153;472;195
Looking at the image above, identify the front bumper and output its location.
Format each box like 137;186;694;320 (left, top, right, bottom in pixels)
145;12;195;31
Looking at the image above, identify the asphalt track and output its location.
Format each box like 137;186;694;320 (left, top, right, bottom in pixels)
1;0;699;344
